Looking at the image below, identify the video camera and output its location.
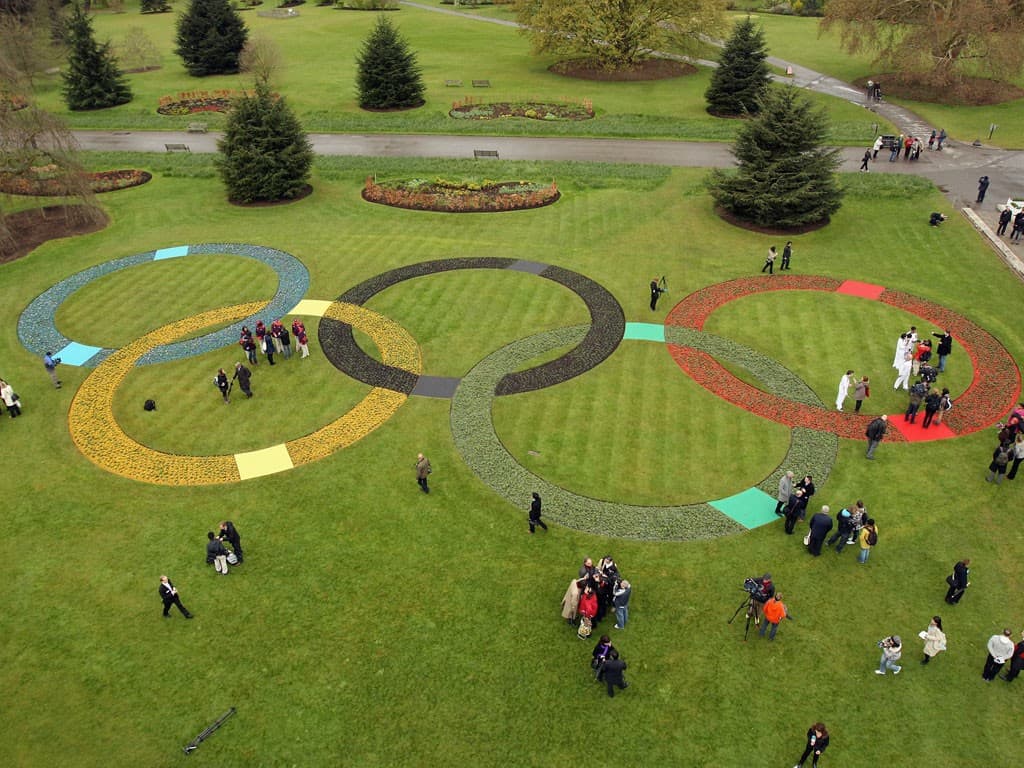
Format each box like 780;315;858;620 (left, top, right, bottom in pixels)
742;577;761;595
743;574;774;603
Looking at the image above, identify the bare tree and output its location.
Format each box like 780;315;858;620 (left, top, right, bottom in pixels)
117;26;161;71
239;34;283;85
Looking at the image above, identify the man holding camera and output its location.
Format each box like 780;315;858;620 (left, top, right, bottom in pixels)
750;573;775;623
876;635;902;675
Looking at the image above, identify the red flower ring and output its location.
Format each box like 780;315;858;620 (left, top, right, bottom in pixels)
664;276;1021;440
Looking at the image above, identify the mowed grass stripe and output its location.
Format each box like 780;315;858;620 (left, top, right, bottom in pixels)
494;342;790;505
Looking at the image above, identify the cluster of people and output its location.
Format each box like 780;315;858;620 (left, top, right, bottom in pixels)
561;556;632;639
775;473;880;562
0;377;22;419
215;319;311;404
589;634;629;698
760;242;793;275
987;407;1024;484
205;521;244;575
995;205;1024;241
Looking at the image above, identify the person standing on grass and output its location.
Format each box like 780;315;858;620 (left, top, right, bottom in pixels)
158;575;193;619
853;376;869;413
922;387;942;429
931;330;953;372
893;352;913;391
613;580;631;629
919;616;946;664
794;723;829;768
781;241;793;270
649;277;665;311
759;592;791;641
826;507;854;552
835;370;854;411
215;368;230;404
807;506;833;557
601;651;628;698
944;559;970;604
280;325;292;359
415;452;432;494
232;362;253;399
775;471;794;516
206;531;229;574
865;416;887;459
42;352;61;389
270;319;285;355
986;442;1012;484
0;378;21;418
761;246;777;274
1005;432;1024;480
876;634;902;675
858;519;877;563
218;521;243;563
983;629;1015;681
784;488;807;535
1001;630;1024;682
1012;211;1024;242
528;491;547;533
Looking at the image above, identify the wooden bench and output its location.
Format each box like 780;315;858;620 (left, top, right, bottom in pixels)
165;143;191;153
445;79;463;87
187;122;208;133
473;149;499;160
471;79;491;88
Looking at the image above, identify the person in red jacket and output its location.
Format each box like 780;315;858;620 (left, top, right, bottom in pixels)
578;585;598;623
759;593;791;641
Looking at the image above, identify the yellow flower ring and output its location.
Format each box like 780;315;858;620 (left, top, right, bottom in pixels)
68;301;421;486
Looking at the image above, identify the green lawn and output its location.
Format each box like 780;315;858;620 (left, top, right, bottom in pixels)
2;156;1024;768
26;2;893;142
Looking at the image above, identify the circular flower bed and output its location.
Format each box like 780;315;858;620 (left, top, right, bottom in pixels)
363;177;560;213
0;169;152;196
450;99;593;121
157;97;231;116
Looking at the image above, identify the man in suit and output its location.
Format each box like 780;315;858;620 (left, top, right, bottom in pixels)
807;506;834;556
601;651;629;697
219;521;243;563
159;575;193;618
649;278;665;311
944;559;970;604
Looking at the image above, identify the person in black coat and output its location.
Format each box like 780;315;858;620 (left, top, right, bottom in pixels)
528;492;547;533
944;558;970;603
1002;631;1024;682
976;175;990;204
783;489;807;535
219;521;243;563
233;363;253;398
215;368;230;404
206;531;229;574
796;723;829;767
825;507;854;552
795;475;815;502
601;651;628;698
807;506;834;556
649;278;665;311
159;575;193;618
931;329;953;372
997;208;1013;236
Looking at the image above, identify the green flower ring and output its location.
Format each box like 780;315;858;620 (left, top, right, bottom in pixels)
450;324;838;541
68;301;421;486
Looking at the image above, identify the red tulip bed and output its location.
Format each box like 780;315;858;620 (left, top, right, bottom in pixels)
363;177;560;213
0;169;152;196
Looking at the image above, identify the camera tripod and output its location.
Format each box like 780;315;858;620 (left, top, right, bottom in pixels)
727;593;760;641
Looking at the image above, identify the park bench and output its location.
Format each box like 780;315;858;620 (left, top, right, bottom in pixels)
257;7;299;17
187;122;208;133
471;79;491;88
165;143;191;153
473;149;499;160
445;79;463;87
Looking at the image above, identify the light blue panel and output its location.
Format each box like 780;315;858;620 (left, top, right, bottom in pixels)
153;245;189;261
623;322;665;342
55;341;104;367
709;487;779;529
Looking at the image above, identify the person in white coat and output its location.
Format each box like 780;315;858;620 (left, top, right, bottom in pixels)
893;353;913;390
919;616;946;664
835;370;854;411
983;629;1015;681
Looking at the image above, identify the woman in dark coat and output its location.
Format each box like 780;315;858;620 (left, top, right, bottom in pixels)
795;723;829;767
219;521;243;563
945;559;970;604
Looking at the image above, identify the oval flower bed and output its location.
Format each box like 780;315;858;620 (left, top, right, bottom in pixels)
156;89;276;116
0;169;152;196
450;98;593;121
363;177;560;213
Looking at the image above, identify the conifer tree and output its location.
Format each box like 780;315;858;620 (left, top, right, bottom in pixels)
216;81;313;203
705;17;771;117
355;15;424;110
61;3;131;110
707;87;843;228
175;0;247;77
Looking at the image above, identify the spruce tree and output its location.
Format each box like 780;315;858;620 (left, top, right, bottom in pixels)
140;0;172;13
216;81;314;203
61;3;132;110
707;87;844;228
705;17;771;117
355;15;425;110
175;0;248;77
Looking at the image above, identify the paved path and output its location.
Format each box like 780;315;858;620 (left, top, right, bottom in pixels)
72;4;1024;265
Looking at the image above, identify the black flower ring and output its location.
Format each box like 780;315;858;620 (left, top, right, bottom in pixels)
319;258;626;396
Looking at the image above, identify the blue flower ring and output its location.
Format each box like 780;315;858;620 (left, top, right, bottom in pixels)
17;243;310;367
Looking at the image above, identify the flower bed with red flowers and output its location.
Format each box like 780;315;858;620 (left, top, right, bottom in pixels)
362;176;559;213
664;275;1020;439
157;89;274;115
0;169;152;196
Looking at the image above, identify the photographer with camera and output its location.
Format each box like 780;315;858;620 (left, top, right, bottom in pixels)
42;352;62;389
749;573;774;619
876;635;903;675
